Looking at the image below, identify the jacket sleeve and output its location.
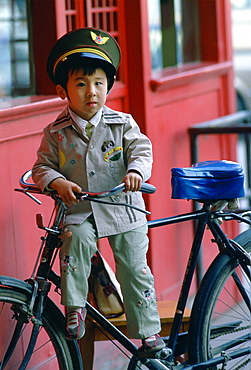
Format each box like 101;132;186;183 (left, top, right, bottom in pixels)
123;115;153;182
32;127;65;191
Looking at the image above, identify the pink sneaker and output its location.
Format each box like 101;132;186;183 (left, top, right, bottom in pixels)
141;334;165;352
65;308;86;340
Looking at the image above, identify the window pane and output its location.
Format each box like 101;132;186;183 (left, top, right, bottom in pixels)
148;0;163;70
1;0;11;19
14;20;28;39
0;0;32;98
15;61;30;87
182;0;200;63
149;0;201;70
161;0;177;67
13;41;28;60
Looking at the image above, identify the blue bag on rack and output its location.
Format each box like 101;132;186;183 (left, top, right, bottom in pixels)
171;160;245;201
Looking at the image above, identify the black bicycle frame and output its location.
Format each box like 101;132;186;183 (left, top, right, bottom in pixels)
147;206;210;361
147;206;249;367
31;198;250;370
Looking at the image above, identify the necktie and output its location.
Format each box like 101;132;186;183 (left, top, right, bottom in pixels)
85;122;94;138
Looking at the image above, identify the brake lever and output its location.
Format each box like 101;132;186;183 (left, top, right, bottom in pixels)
15;188;42;205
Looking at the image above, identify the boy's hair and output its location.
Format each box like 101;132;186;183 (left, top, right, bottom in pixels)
55;55;113;91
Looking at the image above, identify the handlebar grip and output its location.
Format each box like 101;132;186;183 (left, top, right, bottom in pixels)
20;170;40;190
140;183;156;194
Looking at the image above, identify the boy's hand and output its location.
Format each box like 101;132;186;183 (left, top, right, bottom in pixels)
49;178;82;207
123;171;142;192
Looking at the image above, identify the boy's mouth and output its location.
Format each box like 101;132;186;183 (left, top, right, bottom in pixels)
87;101;97;107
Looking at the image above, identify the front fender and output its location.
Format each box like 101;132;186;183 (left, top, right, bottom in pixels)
0;275;33;294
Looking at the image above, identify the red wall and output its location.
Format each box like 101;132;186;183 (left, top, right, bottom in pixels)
0;97;65;281
147;66;238;300
0;0;239;305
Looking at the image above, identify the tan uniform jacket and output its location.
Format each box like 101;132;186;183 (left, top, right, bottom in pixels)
32;105;153;237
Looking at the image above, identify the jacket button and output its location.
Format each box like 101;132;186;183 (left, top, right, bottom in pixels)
89;171;95;176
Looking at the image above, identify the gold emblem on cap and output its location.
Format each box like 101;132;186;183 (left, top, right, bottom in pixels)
90;31;109;45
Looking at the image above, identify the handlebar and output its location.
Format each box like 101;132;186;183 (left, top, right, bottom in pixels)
16;170;156;214
18;170;156;197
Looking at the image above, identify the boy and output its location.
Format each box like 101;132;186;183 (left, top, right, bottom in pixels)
32;27;165;352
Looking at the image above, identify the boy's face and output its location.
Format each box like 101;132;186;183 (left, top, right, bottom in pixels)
57;68;108;121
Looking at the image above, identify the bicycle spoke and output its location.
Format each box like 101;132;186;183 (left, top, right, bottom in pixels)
188;229;251;370
1;320;25;368
0;288;79;369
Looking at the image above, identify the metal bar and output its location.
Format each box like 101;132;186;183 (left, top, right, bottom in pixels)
168;214;208;358
147;209;208;229
188;110;251;134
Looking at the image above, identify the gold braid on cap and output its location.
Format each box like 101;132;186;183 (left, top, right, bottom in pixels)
53;47;112;76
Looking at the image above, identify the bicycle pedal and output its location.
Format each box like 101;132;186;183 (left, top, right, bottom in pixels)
155;347;173;359
137;346;172;359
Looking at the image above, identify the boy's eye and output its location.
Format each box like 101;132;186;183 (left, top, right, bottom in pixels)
77;81;86;87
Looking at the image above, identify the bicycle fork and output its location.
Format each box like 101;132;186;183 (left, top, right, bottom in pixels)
13;279;51;370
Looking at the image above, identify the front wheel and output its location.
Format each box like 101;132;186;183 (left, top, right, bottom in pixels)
188;228;251;369
0;285;82;369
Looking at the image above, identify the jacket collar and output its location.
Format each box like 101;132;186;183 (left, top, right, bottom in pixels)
102;106;126;125
50;108;73;132
50;105;125;133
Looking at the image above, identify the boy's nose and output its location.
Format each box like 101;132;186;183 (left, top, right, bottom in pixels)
86;85;96;97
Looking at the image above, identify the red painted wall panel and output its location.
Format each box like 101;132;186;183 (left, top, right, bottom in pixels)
146;75;238;300
0;98;66;281
0;92;125;281
0;1;240;367
0;0;238;307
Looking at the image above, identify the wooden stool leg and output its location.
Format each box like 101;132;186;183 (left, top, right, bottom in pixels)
79;317;95;370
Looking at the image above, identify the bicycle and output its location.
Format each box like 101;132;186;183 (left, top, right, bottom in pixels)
0;160;250;370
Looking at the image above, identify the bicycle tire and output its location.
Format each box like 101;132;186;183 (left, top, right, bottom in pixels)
187;228;251;370
0;285;83;370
